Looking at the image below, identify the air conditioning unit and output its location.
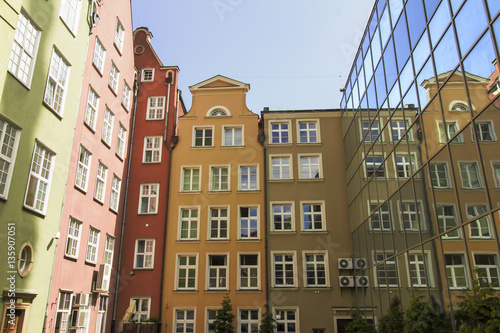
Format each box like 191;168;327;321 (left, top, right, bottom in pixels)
94;263;112;292
356;276;370;287
339;276;355;287
74;292;90;307
354;258;367;270
338;258;353;270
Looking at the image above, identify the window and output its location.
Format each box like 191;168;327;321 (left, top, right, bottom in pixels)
408;252;431;287
101;107;114;146
43;49;70;115
362;121;380;142
270;121;290;144
193;127;213;147
400;201;424;231
209;207;228;240
223;126;243;146
391;119;412;142
297;120;319;143
467;205;491;239
130;298;150;323
146;96;165;120
438;122;462;143
275;309;298;333
18;242;33;277
177;255;197;290
206;309;219;333
239;165;258;190
210;166;229;191
141;68;154;82
94;164;108;202
93;38;106;73
134;239;155;269
208;109;227;116
182;167;200;191
273;253;296;287
365;155;385;178
459;162;482;189
474;121;496;141
437;205;460;239
238;309;260;333
121;81;131;110
207;254;228;290
70;294;91;332
143;136;162;163
370;202;391;231
0;118;21;199
75;146;91;191
299;154;322;179
109;174;121;212
239;254;259;289
85;87;99;130
103;235;114;266
139;184;159;214
59;0;81;32
95;296;108;333
430;163;450;188
86;228;100;264
374;253;398;287
114;18;125;52
239;206;259;239
179;207;199;240
474;254;499;286
395;154;416;178
301;202;324;231
271;202;294;231
8;12;41;86
65;218;82;259
116;123;127;159
55;292;72;333
450;101;469;111
445;254;468;289
24;141;55;215
270;155;291;180
493;162;500;187
109;62;120;93
304;252;328;287
175;309;195;333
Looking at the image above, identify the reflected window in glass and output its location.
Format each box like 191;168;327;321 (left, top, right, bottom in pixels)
459;162;482;189
430;163;450;188
445;254;468;289
467;205;491;238
437;205;460;239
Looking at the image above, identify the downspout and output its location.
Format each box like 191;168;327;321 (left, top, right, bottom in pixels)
111;72;139;333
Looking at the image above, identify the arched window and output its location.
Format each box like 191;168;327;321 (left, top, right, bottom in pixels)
209;109;227;116
450;101;469;112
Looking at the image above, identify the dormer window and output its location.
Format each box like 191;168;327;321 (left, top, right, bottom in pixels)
209;109;227;116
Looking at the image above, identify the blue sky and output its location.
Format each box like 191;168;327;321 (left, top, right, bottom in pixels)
131;0;376;112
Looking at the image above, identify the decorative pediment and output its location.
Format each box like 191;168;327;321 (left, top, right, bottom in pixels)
189;75;250;92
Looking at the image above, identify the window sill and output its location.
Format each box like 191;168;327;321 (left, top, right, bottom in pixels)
138;212;158;216
7;70;32;90
133;267;154;271
114;42;123;56
301;230;328;234
204;289;230;293
237;190;261;193
237;239;261;242
269;179;294;183
208;190;231;194
269;231;297;234
108;85;118;96
270;287;299;291
173;290;198;293
221;145;244;149
101;138;112;149
115;152;124;162
191;146;214;149
176;239;200;243
236;289;262;293
179;191;202;194
296;142;322;146
206;239;230;243
297;178;324;182
43;101;63;120
121;103;130;113
84;122;96;134
303;287;332;291
92;62;104;77
59;16;77;38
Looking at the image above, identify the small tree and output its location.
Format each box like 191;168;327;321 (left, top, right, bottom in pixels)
378;296;404;333
346;306;377;333
404;295;445;333
213;294;235;333
259;304;276;333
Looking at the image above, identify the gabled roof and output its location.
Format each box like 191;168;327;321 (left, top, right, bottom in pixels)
420;70;489;88
189;75;250;92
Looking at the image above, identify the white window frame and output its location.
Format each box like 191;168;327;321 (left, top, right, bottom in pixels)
141;68;154;82
238;308;260;333
174;308;196;333
24;141;55;215
8;12;41;87
437;121;463;143
101;107;114;146
273;307;299;333
84;86;99;131
399;201;425;231
444;253;468;289
143;136;162;163
303;251;329;288
210;165;230;191
92;38;106;74
449;100;470;112
473;120;497;142
271;201;295;232
181;166;201;192
176;254;198;290
300;201;325;232
116;123;127;159
406;251;433;288
269;120;291;144
459;161;482;189
146;96;166;120
473;253;500;287
222;126;243;146
75;146;91;192
208;206;229;240
55;291;73;333
205;308;220;333
271;251;297;288
206;253;229;290
390;119;412;142
437;204;460;239
0;118;21;200
206;105;230;117
369;201;392;231
43;48;70;116
492;161;500;188
95;296;108;333
373;252;399;288
466;204;491;239
394;153;417;179
138;183;159;215
270;154;292;180
121;80;131;110
103;235;115;266
130;298;151;323
193;127;214;147
238;206;259;240
178;207;199;240
109;62;120;94
109;174;121;212
429;162;450;189
133;239;155;269
239;165;258;191
86;227;100;264
114;18;125;53
238;253;260;290
65;217;82;259
364;154;385;178
361;120;381;142
59;0;82;33
298;154;322;179
297;119;320;143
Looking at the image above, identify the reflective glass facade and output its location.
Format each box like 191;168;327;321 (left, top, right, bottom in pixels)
341;0;500;327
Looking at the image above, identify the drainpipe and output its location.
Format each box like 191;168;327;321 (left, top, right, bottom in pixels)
111;71;139;333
